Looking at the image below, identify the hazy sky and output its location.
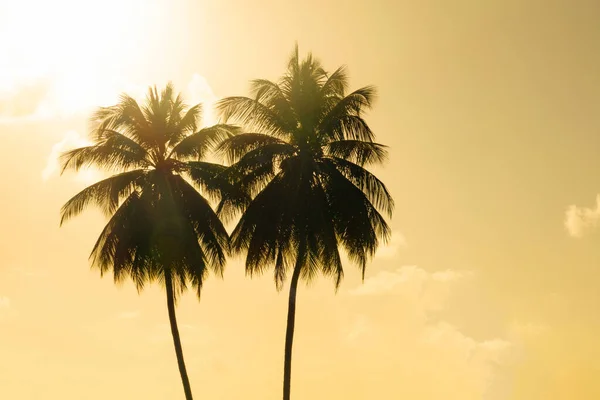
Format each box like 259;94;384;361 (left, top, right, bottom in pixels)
1;0;600;398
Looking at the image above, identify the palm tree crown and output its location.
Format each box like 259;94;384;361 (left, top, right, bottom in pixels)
218;46;393;289
61;83;235;297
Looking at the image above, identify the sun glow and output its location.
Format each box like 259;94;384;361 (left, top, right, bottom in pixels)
0;0;163;117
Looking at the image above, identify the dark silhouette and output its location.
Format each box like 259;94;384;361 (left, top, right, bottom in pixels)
59;84;237;400
216;45;394;400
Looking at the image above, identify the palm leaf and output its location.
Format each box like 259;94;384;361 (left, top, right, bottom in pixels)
324;157;394;217
324;140;388;166
169;124;239;160
216;96;293;137
60;130;150;173
166;103;202;148
321;66;348;97
217;133;293;164
60;169;147;225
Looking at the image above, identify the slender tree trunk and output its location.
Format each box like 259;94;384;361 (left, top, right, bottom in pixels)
165;272;194;400
283;261;303;400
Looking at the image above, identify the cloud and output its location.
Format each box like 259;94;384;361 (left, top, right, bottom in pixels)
0;80;53;121
343;265;514;399
375;231;407;259
187;73;218;126
0;73;217;127
0;76;124;123
350;265;471;299
565;195;600;237
117;311;141;320
0;296;10;309
0;296;18;322
508;320;548;340
10;266;49;278
345;314;372;344
42;130;98;183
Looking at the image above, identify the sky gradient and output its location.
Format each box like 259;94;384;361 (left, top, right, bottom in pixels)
1;0;600;398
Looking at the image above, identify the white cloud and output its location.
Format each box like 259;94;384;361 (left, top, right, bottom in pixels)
10;266;49;278
0;296;10;309
0;296;18;322
375;231;407;259
508;320;548;340
344;265;515;399
187;73;218;126
345;314;372;344
40;74;218;184
565;195;600;237
350;265;470;300
1;73;217;128
117;311;141;320
431;269;473;282
422;321;512;363
42;130;98;183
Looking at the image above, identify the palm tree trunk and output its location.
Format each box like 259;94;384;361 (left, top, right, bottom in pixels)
283;261;303;400
165;272;194;400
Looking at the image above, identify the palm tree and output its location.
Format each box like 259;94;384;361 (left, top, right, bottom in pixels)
216;46;394;400
59;84;237;400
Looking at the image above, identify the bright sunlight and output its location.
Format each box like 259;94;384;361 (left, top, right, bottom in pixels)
0;0;162;116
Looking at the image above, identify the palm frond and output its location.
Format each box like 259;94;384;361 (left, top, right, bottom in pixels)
216;96;293;137
166;103;202;148
324;140;388;166
183;161;228;201
169;124;239;160
250;79;296;124
230;173;293;268
90;189;155;290
171;175;229;274
225;145;298;199
317;160;391;276
319;86;377;141
60;130;150;173
309;179;344;288
60;169;147;225
324;157;394;217
217;133;295;164
320;114;375;142
321;66;348;97
92;94;152;147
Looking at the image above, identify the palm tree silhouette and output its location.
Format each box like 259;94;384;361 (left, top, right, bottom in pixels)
216;45;394;400
59;84;237;400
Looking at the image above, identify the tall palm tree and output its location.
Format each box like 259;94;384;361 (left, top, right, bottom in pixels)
216;46;394;400
59;84;236;400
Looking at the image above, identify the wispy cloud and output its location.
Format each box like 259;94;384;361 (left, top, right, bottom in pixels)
41;130;98;183
350;265;470;298
187;73;218;126
0;296;10;309
10;266;49;278
0;296;18;321
345;264;515;399
117;311;141;320
0;80;52;122
345;314;372;344
565;195;600;238
375;231;407;259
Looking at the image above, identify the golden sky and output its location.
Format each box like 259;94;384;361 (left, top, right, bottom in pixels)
1;0;600;398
